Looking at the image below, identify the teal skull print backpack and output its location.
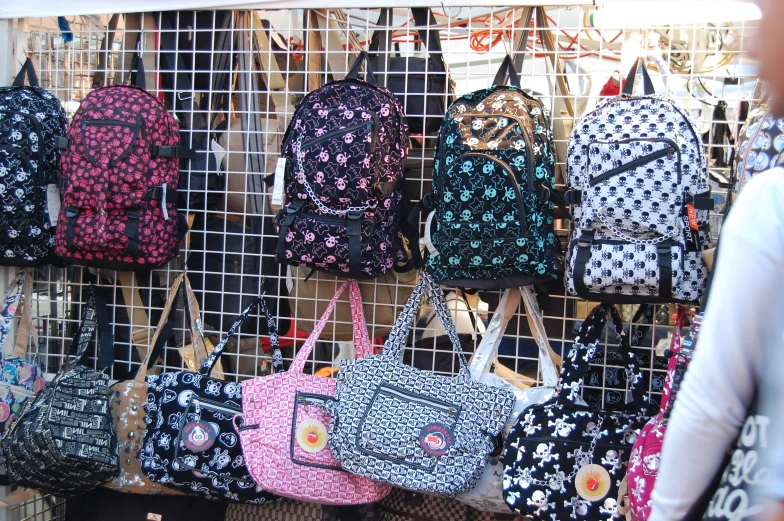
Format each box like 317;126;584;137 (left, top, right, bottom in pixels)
418;55;559;290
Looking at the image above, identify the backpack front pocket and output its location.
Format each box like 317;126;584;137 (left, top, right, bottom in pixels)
570;238;685;299
290;392;341;471
174;397;246;483
586;139;682;238
294;107;378;210
276;208;391;277
357;385;460;471
80;116;141;169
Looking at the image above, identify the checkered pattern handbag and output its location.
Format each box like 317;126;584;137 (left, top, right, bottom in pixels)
3;285;119;496
329;271;516;497
225;501;341;521
237;280;391;505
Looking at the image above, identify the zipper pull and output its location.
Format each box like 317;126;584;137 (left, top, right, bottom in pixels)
233;260;239;274
667;147;675;160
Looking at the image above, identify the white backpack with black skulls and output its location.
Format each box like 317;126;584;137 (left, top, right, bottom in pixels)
564;60;714;304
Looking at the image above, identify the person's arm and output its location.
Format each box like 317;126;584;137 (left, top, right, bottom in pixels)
649;169;784;521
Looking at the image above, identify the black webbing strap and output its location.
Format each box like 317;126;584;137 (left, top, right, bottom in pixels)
396;185;424;273
146;185;179;202
65;207;78;247
152;144;196;159
125;209;141;256
492;54;522;89
347;212;363;277
11;58;39;88
622;57;655;96
128;49;147;90
345;51;378;85
657;242;672;299
276;201;304;262
692;192;715;210
92;286;115;371
573;232;594;297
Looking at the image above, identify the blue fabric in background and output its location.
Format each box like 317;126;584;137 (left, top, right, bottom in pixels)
58;17;73;43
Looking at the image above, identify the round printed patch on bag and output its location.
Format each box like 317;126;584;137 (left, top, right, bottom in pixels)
296;418;328;453
575;464;612;502
183;420;219;452
419;423;454;456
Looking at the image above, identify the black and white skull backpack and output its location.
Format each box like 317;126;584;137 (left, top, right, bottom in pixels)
0;59;68;266
563;59;714;304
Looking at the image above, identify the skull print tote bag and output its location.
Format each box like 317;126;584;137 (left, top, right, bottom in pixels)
457;286;562;513
329;271;516;497
502;303;656;520
237;279;391;505
104;273;210;495
140;295;280;504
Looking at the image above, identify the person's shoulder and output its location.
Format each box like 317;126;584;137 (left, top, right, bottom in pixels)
726;167;784;235
739;168;784;199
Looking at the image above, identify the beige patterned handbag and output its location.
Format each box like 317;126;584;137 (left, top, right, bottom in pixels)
103;273;209;494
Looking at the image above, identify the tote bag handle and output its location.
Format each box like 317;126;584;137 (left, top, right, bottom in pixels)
288;279;371;375
383;271;469;376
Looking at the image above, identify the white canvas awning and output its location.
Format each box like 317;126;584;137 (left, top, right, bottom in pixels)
1;1;594;20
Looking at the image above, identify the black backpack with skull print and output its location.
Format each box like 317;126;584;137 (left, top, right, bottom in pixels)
564;60;713;304
0;59;68;266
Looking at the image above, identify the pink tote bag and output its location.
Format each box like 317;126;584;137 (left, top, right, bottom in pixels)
235;279;390;505
624;307;692;520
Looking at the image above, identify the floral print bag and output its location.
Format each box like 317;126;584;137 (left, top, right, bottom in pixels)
0;269;45;482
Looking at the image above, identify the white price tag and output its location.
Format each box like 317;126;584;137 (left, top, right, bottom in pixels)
46;184;60;227
271;158;287;207
146;514;162;521
210;138;226;168
424;211;439;257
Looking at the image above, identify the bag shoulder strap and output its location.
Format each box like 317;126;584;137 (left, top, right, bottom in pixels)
65;285;115;373
199;296;263;376
558;303;648;410
661;306;691;415
288;280;370;374
383;271;468;375
135;273;184;382
12;58;39;88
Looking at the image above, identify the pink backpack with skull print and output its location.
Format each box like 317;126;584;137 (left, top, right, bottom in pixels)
56;56;188;269
622;307;696;520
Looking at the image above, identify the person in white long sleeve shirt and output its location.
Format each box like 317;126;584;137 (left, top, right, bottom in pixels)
648;168;784;521
650;2;784;519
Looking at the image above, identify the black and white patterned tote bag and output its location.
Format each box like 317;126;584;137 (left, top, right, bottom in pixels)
3;285;119;496
502;303;656;520
329;271;516;497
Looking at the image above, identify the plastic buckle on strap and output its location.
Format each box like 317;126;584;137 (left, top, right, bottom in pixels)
65;207;78;218
421;192;435;210
577;233;594;249
564;190;582;205
54;136;69;150
127;209;140;220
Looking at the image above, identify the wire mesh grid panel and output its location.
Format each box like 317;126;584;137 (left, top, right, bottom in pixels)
3;5;760;513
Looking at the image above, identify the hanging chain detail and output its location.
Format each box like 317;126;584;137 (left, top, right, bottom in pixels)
594;210;680;246
294;134;376;216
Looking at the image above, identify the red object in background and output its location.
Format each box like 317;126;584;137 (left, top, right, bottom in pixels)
600;74;625;97
259;320;386;354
